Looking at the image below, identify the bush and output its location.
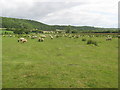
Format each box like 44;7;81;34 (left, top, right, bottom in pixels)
87;40;93;44
71;30;78;33
93;41;98;46
82;38;86;41
87;40;98;46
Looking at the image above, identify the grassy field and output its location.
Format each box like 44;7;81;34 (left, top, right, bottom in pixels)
0;30;13;34
2;34;118;88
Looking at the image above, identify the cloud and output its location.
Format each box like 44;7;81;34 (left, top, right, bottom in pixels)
1;0;119;28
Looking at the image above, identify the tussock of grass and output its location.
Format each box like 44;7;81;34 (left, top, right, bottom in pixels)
87;40;98;46
82;38;87;41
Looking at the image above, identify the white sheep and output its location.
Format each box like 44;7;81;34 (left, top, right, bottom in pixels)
40;35;46;38
38;37;44;42
3;35;5;37
106;37;112;41
9;35;12;37
18;38;25;42
31;36;37;39
21;39;27;43
49;35;53;39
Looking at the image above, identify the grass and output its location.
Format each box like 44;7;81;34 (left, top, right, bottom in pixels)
0;30;13;34
2;34;118;88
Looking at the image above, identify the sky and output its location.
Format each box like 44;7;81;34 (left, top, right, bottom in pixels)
0;0;119;28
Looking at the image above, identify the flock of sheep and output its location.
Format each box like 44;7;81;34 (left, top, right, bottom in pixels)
17;34;55;43
2;34;119;43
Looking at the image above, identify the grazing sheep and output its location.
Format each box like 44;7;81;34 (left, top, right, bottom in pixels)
28;35;31;38
106;37;112;41
18;38;27;43
49;35;53;39
55;35;59;38
64;34;68;37
31;36;35;39
68;35;72;38
3;35;5;37
9;35;12;37
118;35;120;38
38;37;44;42
21;39;27;43
31;35;37;39
72;35;75;37
18;38;25;42
74;35;79;38
40;35;46;38
35;35;37;38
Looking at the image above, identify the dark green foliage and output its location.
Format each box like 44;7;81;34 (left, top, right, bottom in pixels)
82;38;87;41
87;40;98;46
87;40;93;44
13;28;30;34
65;29;71;33
0;17;118;33
71;30;78;33
93;41;98;46
1;17;54;31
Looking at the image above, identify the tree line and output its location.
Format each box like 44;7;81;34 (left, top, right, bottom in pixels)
0;17;118;34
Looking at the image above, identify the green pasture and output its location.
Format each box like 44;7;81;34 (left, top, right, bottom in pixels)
0;30;13;34
2;34;118;88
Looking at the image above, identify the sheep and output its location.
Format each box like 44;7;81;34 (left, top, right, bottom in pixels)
2;35;5;37
40;35;46;38
62;34;67;37
55;35;60;38
54;34;60;38
31;36;35;39
118;35;120;38
18;38;27;43
18;38;25;42
106;37;112;41
18;38;27;42
21;39;27;43
68;35;72;38
34;36;37;38
31;35;37;39
106;35;112;41
74;35;80;38
38;37;44;42
28;35;31;38
49;35;53;39
9;35;12;37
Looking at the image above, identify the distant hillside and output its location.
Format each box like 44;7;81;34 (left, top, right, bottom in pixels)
0;17;118;33
0;17;55;30
0;17;95;30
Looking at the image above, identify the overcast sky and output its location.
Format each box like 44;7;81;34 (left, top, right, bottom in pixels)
1;0;119;28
